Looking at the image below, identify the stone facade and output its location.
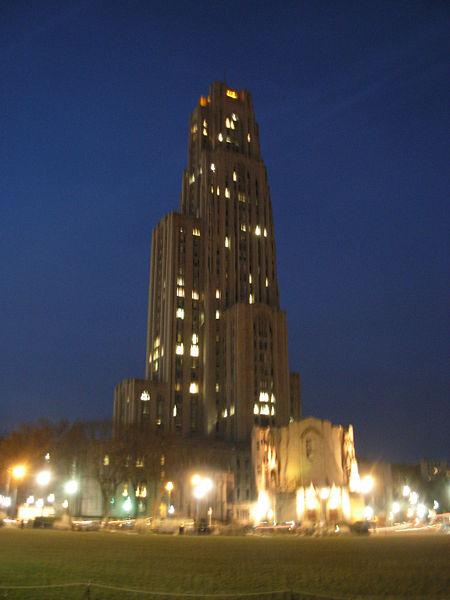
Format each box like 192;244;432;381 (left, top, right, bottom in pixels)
252;417;365;524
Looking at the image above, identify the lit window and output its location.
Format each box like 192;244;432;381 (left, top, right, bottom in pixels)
270;393;276;404
191;123;198;134
203;119;207;126
140;391;150;402
238;193;246;202
177;287;185;297
225;188;230;198
226;89;238;99
192;333;198;344
226;136;231;143
103;455;110;466
230;405;235;416
225;236;230;248
192;290;199;300
215;309;220;319
193;228;201;237
153;349;159;360
215;383;220;392
230;121;235;130
248;273;252;284
218;133;223;142
172;405;177;417
210;163;215;172
240;224;246;232
175;343;184;355
189;173;195;184
215;289;221;299
249;294;254;304
255;225;261;236
203;128;207;136
177;276;184;286
232;113;237;121
253;404;259;415
260;404;270;416
263;228;268;237
271;406;275;416
154;337;160;348
265;277;269;287
176;308;184;319
175;383;181;391
190;344;199;357
189;382;199;394
225;117;231;128
153;361;159;371
259;391;269;403
233;171;237;182
222;408;228;418
247;133;251;142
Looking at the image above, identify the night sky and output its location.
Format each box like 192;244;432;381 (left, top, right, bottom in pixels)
1;1;449;463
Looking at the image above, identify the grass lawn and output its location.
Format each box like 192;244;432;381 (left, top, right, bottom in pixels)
0;529;448;599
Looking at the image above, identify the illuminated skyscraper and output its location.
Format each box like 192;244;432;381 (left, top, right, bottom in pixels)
114;82;300;442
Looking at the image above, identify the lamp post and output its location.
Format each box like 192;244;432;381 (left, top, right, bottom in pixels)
360;475;375;523
165;481;174;515
64;479;79;518
191;475;213;526
6;465;27;517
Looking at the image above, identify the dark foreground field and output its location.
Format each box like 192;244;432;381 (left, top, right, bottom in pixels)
0;529;448;599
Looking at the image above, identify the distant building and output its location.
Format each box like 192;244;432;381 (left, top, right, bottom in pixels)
111;83;367;524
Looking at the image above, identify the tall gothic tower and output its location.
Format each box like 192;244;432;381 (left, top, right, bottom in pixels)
114;82;300;442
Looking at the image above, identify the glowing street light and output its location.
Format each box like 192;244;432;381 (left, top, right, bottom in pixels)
392;502;401;515
360;475;374;495
363;505;374;520
191;475;213;500
64;480;79;495
409;491;419;506
165;481;174;514
123;496;132;513
12;465;27;480
36;470;51;486
416;503;427;519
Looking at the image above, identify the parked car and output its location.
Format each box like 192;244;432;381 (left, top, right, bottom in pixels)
71;518;101;531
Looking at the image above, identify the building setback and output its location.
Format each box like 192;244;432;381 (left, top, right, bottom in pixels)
114;82;301;442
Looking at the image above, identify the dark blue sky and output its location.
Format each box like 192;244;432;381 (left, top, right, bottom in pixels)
1;1;449;462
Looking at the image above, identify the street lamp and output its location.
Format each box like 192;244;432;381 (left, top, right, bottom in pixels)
6;464;27;516
165;481;174;516
363;505;374;521
12;465;27;481
64;480;79;495
191;475;213;524
360;475;374;495
36;470;51;487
